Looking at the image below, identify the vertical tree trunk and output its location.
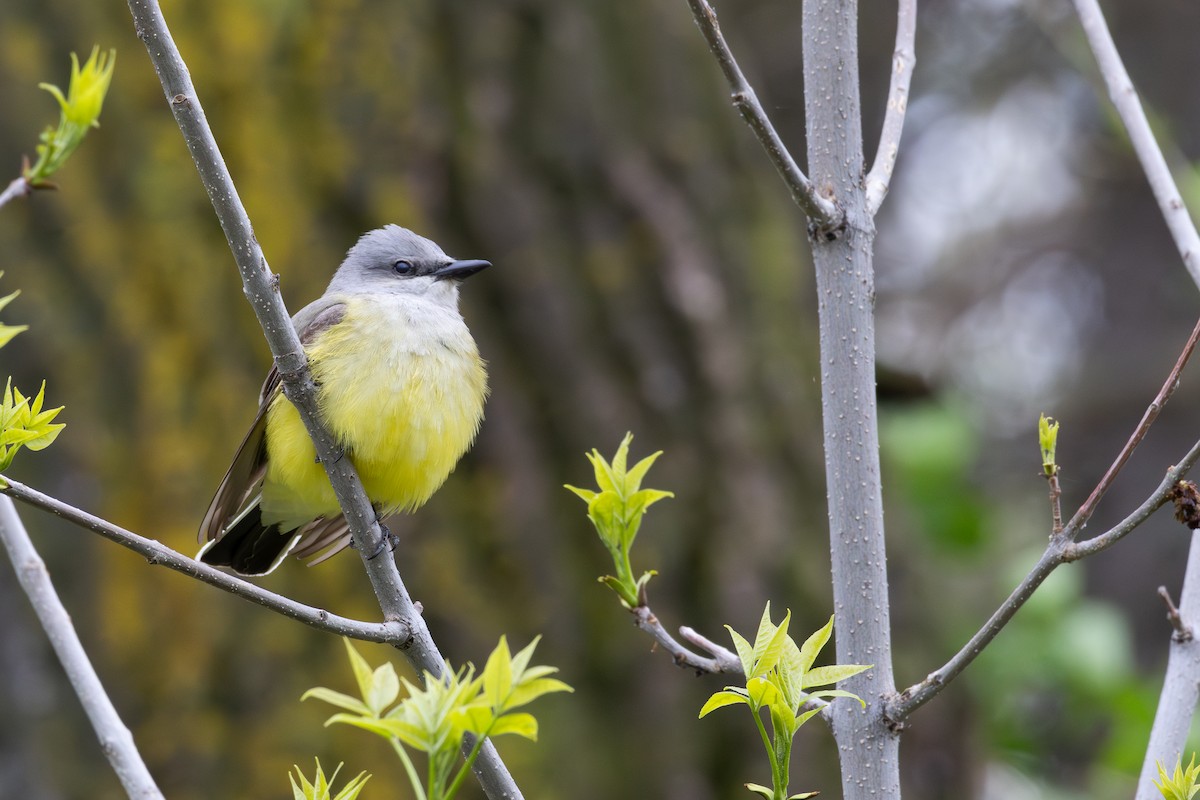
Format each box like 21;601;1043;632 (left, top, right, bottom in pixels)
802;0;901;797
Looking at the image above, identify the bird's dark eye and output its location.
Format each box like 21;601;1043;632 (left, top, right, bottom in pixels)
392;260;414;275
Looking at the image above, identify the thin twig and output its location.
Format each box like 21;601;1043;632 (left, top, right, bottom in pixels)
886;438;1200;723
123;2;522;796
1065;439;1200;560
1158;586;1192;643
1;478;408;644
631;606;741;675
1071;0;1200;287
0;176;33;209
1046;473;1063;535
682;0;841;228
864;0;917;216
0;496;164;799
1066;316;1200;536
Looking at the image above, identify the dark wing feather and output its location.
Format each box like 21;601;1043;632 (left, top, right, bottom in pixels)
199;302;348;549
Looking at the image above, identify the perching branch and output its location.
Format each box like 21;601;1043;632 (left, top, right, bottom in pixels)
886;437;1200;723
1071;0;1200;288
1;478;407;645
682;0;842;229
123;1;523;797
0;496;164;800
864;0;916;216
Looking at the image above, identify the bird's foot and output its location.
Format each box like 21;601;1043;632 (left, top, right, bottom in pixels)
366;521;399;561
314;446;346;465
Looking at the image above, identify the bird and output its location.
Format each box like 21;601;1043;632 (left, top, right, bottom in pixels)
197;225;490;575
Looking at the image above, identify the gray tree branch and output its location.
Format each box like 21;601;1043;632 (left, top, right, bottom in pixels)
1071;0;1200;288
1;478;407;644
123;1;522;796
683;0;842;228
0;496;164;799
0;177;33;209
799;0;900;795
1069;0;1200;786
886;438;1200;723
1136;533;1200;800
864;0;916;216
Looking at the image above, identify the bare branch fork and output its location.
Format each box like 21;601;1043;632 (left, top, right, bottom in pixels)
0;496;165;799
683;0;841;228
865;0;917;216
1;478;407;644
890;0;1200;744
123;0;522;796
1064;0;1200;795
886;436;1200;723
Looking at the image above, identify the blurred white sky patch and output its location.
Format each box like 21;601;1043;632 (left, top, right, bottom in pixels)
879;80;1081;288
875;77;1102;430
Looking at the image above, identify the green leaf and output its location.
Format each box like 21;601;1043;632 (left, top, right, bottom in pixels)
752;608;792;677
726;625;755;678
342;639;377;709
490;712;538;740
745;783;774;799
797;615;834;673
483;635;514;710
802;663;871;690
301;687;372;717
563;484;597;504
366;662;400;716
610;432;632;486
788;792;820;799
625;450;664;490
699;689;749;718
807;688;867;708
793;706;823;730
745;676;781;709
585;449;618;495
504;677;573;710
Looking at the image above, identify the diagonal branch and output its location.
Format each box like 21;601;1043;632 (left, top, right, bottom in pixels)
1066;315;1200;536
1;478;407;644
864;0;916;216
886;438;1200;724
0;496;164;799
682;0;842;228
123;1;522;796
1071;0;1200;288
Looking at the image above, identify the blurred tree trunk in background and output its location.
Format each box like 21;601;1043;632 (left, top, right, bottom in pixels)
3;0;1200;798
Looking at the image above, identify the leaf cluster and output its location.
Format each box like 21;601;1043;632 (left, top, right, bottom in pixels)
0;277;64;473
700;605;871;800
304;637;571;800
24;47;116;187
565;432;673;607
1156;755;1200;800
289;760;370;800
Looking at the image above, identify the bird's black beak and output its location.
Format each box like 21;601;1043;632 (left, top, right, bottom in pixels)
434;259;491;281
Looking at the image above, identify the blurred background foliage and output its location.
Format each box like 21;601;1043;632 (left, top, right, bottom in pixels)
1;0;1200;798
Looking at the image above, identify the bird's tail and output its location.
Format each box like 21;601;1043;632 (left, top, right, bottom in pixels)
197;503;300;576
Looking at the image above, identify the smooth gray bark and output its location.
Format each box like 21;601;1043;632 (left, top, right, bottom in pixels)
802;0;901;797
1135;531;1200;800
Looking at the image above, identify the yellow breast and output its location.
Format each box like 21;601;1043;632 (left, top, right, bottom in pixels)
261;294;487;527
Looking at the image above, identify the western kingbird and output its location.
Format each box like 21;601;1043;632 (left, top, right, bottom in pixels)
198;225;490;575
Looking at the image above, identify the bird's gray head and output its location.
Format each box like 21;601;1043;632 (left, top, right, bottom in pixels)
326;225;490;302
